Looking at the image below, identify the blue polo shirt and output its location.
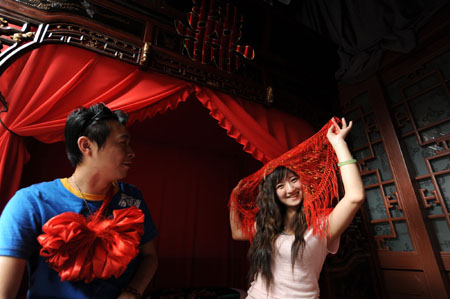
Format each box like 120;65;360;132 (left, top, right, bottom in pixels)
0;178;157;298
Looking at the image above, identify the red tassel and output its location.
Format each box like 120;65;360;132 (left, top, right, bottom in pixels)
230;118;340;240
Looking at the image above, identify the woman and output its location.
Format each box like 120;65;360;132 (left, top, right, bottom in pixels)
230;117;365;298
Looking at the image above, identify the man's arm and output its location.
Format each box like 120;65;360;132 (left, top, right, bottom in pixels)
0;256;26;299
118;240;158;299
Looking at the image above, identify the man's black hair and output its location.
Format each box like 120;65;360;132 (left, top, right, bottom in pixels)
64;103;129;166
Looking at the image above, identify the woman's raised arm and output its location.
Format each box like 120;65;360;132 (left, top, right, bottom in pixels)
327;118;366;244
229;199;251;241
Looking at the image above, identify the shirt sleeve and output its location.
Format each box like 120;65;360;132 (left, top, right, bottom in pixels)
123;185;158;245
327;235;340;254
0;188;41;259
139;198;158;245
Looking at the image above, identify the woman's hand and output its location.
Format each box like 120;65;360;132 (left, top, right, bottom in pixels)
326;117;353;148
326;117;365;246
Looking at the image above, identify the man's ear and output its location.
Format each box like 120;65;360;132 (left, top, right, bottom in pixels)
77;136;93;154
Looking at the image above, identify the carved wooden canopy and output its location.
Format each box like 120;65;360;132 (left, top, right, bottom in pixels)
0;0;338;126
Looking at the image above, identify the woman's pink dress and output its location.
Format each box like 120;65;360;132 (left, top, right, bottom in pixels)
246;229;340;299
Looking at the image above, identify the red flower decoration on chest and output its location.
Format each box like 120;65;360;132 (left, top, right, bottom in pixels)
37;206;144;283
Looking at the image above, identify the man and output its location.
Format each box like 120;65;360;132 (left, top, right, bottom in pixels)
0;103;158;298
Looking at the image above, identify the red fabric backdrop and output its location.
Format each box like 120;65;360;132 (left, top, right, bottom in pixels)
0;44;316;289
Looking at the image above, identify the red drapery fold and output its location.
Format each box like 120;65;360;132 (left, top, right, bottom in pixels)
0;44;315;208
0;45;194;206
195;88;314;163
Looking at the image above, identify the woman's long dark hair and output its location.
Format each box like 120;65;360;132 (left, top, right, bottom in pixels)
247;166;308;289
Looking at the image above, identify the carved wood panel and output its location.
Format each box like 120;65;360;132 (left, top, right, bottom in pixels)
383;48;450;268
342;92;415;252
338;28;450;298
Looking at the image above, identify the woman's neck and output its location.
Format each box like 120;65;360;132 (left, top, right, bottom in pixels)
284;208;297;233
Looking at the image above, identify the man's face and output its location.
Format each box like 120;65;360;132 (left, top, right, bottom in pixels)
91;121;135;182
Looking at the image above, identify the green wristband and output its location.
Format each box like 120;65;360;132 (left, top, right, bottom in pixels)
337;159;357;167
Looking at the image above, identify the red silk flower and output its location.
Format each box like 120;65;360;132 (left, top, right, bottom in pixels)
37;206;144;283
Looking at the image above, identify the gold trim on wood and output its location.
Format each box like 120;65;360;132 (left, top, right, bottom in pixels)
11;31;35;42
139;41;150;66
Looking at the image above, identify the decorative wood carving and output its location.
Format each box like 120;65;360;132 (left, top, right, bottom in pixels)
174;0;255;72
9;0;145;38
0;0;340;126
0;3;267;108
0;13;143;69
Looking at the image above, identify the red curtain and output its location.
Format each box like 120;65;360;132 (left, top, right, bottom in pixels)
0;44;196;206
0;44;316;289
0;44;315;208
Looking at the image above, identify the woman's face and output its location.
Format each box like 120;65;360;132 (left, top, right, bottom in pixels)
275;172;303;208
